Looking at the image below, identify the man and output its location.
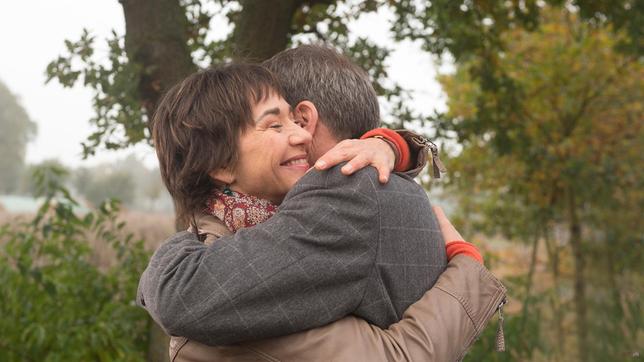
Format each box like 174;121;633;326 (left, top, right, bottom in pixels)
138;46;491;351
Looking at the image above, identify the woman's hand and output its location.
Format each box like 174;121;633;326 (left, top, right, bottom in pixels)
432;205;464;242
433;205;483;263
314;138;395;183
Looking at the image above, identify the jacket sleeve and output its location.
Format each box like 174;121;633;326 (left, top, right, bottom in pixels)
365;255;507;361
137;166;380;346
396;129;430;178
243;255;507;362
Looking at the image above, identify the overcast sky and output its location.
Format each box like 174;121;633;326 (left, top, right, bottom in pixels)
0;1;446;169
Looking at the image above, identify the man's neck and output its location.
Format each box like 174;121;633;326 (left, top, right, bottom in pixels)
309;123;341;164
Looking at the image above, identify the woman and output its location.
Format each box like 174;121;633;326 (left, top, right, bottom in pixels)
148;63;506;361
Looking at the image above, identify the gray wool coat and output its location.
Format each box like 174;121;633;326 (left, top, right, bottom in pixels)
137;164;447;346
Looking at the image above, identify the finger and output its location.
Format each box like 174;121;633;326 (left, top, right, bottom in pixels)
314;159;328;170
341;155;370;175
315;141;356;170
315;150;348;170
375;162;391;183
371;138;396;172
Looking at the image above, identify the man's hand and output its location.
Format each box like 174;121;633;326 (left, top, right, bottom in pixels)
314;138;396;183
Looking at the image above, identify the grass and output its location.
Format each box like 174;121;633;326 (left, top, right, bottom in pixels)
0;209;176;270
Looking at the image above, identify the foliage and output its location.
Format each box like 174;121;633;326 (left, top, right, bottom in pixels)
391;0;642;60
20;159;70;197
40;1;644;360
44;0;435;157
439;7;643;361
45;1;642;159
391;0;643;143
440;7;643;232
0;80;37;193
0;166;150;361
46;29;146;157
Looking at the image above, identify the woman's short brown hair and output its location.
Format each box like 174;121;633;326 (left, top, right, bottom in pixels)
152;63;284;225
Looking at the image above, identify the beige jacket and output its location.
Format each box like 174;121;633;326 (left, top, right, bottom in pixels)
169;216;506;362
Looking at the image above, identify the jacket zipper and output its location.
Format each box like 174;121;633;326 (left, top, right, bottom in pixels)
495;297;507;352
455;281;507;361
411;136;446;178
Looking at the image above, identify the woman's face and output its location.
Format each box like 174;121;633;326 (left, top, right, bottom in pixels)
229;93;312;204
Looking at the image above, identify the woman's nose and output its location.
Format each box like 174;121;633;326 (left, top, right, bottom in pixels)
288;123;312;146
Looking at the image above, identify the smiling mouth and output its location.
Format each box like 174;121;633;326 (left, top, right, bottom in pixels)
281;156;309;168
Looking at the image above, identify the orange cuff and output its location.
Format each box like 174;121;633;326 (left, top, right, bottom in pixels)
360;128;412;172
446;241;483;264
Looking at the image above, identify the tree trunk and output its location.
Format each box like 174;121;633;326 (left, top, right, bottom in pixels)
606;235;630;348
120;0;197;118
568;189;588;362
544;228;564;359
232;0;303;62
519;230;540;352
520;231;539;327
119;2;197;360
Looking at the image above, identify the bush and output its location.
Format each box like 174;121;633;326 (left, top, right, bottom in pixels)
0;166;150;361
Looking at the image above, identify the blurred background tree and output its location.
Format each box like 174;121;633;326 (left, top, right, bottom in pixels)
46;0;642;159
0;80;37;194
72;155;167;210
74;168;135;208
440;7;642;361
32;0;643;361
20;159;70;197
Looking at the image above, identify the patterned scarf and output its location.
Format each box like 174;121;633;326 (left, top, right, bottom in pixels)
205;190;278;233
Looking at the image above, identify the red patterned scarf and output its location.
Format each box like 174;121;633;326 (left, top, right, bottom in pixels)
205;190;278;233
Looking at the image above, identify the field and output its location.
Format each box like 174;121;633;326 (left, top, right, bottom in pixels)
0;209;175;267
1;208;640;361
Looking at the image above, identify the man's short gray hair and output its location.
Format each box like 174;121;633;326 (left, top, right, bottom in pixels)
262;44;380;140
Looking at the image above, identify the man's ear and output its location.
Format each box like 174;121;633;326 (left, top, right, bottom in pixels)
293;101;319;135
209;168;235;186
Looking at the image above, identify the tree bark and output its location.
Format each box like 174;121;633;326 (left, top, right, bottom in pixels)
520;232;539;329
232;0;304;61
119;3;197;360
120;0;197;118
518;230;540;353
544;228;564;359
568;189;588;362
